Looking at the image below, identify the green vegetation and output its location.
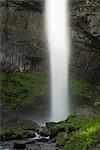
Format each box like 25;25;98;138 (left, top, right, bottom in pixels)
0;128;26;140
56;132;66;147
0;73;99;149
69;78;94;98
94;101;100;106
69;77;100;103
0;72;49;109
65;120;100;150
49;115;91;139
55;115;100;150
0;72;99;109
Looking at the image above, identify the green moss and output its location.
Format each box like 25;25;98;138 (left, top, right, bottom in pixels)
69;78;94;98
55;115;95;134
0;72;49;109
0;128;26;141
0;73;6;81
69;77;100;104
94;101;100;106
65;117;100;150
56;132;66;147
0;72;99;109
55;116;100;150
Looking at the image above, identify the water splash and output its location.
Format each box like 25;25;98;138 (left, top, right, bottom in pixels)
45;0;70;122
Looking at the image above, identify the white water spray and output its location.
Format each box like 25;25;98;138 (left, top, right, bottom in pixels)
45;0;70;122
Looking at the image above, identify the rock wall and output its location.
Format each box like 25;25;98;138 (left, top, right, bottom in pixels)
70;0;100;83
0;0;46;72
0;0;100;83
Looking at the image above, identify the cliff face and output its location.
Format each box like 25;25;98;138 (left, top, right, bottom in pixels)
0;0;100;82
0;0;46;72
70;0;100;83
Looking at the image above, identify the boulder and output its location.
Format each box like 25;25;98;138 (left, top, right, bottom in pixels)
46;122;65;139
35;138;49;142
14;142;27;149
37;126;50;137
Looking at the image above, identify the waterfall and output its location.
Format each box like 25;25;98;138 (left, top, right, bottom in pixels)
45;0;70;122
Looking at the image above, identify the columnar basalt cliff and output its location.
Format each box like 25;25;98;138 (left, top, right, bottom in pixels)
0;0;100;82
0;0;46;72
70;0;100;83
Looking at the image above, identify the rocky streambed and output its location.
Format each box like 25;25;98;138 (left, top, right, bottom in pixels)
0;135;61;150
0;105;99;150
0;141;60;150
0;128;60;150
0;123;62;150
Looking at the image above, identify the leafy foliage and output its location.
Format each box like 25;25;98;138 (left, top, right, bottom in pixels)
0;128;26;140
0;72;99;109
69;78;100;106
0;72;49;109
65;117;100;150
56;132;66;147
69;78;94;98
55;115;100;150
0;71;99;110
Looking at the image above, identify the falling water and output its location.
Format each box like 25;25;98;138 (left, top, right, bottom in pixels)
45;0;70;122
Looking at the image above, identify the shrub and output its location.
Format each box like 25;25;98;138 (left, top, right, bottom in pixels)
0;72;49;109
55;116;100;150
65;117;100;150
0;128;26;140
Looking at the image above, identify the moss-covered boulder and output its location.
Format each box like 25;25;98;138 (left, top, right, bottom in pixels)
0;128;28;141
55;115;100;150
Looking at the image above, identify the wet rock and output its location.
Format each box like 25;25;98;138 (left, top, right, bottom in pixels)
74;105;95;116
50;137;58;143
25;139;36;144
46;122;65;139
27;142;60;150
25;130;36;138
37;126;50;137
14;142;27;149
0;115;40;130
46;122;58;138
35;138;49;142
92;143;100;150
1;140;61;150
46;122;57;129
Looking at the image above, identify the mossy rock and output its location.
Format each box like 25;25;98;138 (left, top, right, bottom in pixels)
55;115;100;150
56;132;68;147
46;122;65;138
65;117;100;150
0;128;26;141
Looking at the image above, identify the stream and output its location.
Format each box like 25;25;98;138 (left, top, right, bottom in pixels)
0;133;61;150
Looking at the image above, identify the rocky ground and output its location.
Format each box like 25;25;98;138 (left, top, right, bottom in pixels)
0;105;100;150
0;141;61;150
